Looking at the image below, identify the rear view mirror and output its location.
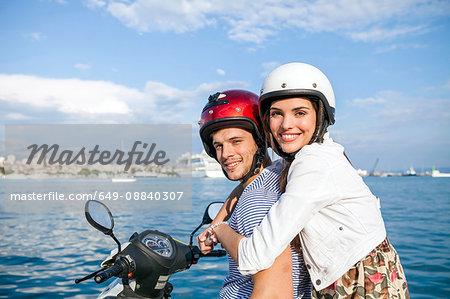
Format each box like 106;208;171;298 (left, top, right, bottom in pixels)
203;202;223;225
189;201;224;245
85;200;114;235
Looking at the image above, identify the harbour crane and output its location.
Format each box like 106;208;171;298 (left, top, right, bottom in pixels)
369;158;379;176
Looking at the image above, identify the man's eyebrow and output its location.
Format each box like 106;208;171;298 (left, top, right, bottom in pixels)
213;136;243;145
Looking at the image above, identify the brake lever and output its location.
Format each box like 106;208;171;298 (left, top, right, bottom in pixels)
75;267;107;284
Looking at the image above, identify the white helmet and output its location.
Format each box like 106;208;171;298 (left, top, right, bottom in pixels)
259;62;335;124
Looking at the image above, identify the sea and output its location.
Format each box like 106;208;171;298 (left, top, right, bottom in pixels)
0;176;449;298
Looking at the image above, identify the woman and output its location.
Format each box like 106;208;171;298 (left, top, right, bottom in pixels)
210;63;409;298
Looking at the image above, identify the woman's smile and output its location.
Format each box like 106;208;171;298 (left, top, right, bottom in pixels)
270;97;317;154
280;133;301;142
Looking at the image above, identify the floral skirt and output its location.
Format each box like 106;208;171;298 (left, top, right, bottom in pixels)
312;238;409;299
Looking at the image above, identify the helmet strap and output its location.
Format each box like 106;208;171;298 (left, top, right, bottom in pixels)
240;147;265;184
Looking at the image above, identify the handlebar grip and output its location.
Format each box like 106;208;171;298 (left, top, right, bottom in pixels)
203;249;227;257
94;261;125;283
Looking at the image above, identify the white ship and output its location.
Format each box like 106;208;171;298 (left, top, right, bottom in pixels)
111;177;136;183
403;166;417;176
111;172;136;182
431;168;450;177
203;153;225;178
176;151;225;178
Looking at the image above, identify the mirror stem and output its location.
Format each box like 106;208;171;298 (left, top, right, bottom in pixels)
111;232;122;253
189;222;205;246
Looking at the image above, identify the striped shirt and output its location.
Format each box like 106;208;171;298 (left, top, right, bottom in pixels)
220;160;311;299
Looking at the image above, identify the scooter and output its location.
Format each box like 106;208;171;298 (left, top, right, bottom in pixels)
75;200;226;298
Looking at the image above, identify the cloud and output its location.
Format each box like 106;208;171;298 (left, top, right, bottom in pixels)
106;0;216;34
43;0;68;4
0;74;248;124
4;113;33;120
334;89;450;170
227;22;276;43
84;0;450;43
74;63;91;70
347;96;388;107
0;74;134;116
41;0;68;4
343;89;450;138
24;32;45;42
216;69;226;76
347;25;427;43
83;0;106;9
373;43;427;54
140;80;249;123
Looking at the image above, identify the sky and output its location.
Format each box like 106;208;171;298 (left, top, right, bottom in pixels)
0;0;449;172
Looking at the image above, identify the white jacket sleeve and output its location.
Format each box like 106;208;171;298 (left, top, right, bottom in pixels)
238;152;338;275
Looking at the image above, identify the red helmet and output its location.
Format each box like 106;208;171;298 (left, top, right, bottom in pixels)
199;90;263;159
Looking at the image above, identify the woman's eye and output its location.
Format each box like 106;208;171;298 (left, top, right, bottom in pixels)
270;111;281;117
295;110;306;117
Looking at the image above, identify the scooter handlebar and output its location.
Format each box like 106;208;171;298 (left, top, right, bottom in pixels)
94;260;125;283
202;249;227;257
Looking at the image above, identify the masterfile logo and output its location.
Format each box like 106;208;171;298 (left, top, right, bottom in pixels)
4;124;193;213
26;141;170;171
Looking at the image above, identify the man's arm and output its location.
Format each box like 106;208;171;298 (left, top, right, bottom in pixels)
197;183;243;253
213;182;243;222
213;225;294;298
251;246;293;299
212;223;243;262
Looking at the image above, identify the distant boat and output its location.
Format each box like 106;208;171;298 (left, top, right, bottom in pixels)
403;166;417;176
192;151;225;178
111;175;136;182
190;153;206;178
176;150;225;178
111;140;138;182
380;172;394;177
431;169;450;178
203;153;225;178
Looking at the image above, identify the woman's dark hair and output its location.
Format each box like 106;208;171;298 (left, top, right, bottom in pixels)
261;96;330;192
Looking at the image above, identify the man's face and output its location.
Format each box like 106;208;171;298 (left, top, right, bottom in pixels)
212;128;258;181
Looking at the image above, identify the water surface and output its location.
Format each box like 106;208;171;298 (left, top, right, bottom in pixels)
0;176;448;298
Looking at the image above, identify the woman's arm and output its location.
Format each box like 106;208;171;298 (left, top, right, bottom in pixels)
238;155;336;275
217;155;336;275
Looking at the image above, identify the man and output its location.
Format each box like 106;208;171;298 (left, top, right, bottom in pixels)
197;90;311;298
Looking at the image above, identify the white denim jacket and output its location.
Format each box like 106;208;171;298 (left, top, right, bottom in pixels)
238;134;386;290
